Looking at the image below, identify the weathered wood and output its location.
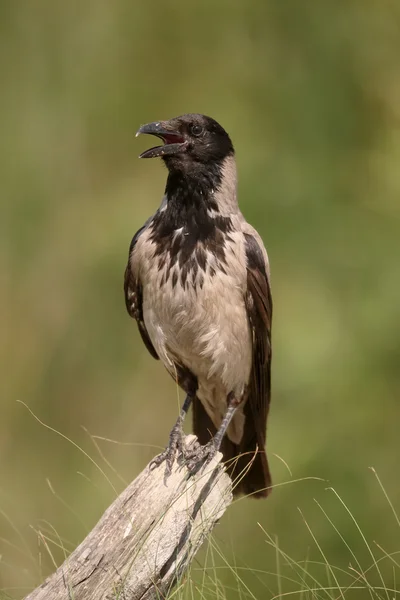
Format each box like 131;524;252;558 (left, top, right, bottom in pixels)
24;435;233;600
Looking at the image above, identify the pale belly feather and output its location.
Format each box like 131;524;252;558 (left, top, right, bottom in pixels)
137;234;252;443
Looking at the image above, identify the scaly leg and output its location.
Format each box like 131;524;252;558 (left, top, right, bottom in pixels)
150;394;193;477
187;393;240;471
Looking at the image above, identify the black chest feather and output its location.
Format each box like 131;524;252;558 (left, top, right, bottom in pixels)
149;169;233;288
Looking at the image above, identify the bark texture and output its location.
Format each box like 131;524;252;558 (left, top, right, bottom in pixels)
24;435;232;600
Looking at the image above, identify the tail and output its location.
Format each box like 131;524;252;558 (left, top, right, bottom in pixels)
192;397;272;498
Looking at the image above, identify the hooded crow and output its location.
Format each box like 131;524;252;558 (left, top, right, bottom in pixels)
125;114;272;498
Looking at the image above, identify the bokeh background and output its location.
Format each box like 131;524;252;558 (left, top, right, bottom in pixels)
1;1;400;598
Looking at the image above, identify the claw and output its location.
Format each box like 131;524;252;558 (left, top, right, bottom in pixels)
149;394;195;479
149;423;186;478
185;440;218;473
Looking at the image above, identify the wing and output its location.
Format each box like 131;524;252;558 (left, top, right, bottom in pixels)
124;224;159;360
243;232;272;446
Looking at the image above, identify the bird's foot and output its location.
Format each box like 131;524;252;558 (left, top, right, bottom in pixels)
185;439;219;473
149;422;186;478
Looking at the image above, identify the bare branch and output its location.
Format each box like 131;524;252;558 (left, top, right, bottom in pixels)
24;435;233;600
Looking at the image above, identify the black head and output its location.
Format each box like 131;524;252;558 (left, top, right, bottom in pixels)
136;113;234;171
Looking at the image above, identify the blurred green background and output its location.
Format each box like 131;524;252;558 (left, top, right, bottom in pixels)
1;1;400;598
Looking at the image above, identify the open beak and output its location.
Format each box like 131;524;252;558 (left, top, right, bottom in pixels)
136;121;187;159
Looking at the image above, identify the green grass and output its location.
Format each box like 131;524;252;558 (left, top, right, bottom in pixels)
0;409;398;600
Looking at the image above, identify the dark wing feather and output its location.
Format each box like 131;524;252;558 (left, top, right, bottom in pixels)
240;233;272;495
244;233;272;437
124;225;159;360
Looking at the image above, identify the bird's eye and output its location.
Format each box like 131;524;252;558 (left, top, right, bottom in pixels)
190;124;203;137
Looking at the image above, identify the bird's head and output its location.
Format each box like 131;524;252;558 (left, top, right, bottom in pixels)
136;114;234;172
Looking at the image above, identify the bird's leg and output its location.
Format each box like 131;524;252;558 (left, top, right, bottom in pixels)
187;393;240;471
150;393;193;477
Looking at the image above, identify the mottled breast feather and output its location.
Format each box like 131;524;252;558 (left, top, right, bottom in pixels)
148;164;235;290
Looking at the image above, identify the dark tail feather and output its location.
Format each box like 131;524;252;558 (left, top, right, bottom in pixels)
233;438;271;498
192;397;272;498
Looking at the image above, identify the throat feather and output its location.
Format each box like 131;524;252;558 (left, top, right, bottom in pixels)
150;181;233;288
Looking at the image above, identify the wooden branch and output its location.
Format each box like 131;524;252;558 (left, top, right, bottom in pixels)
24;435;233;600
